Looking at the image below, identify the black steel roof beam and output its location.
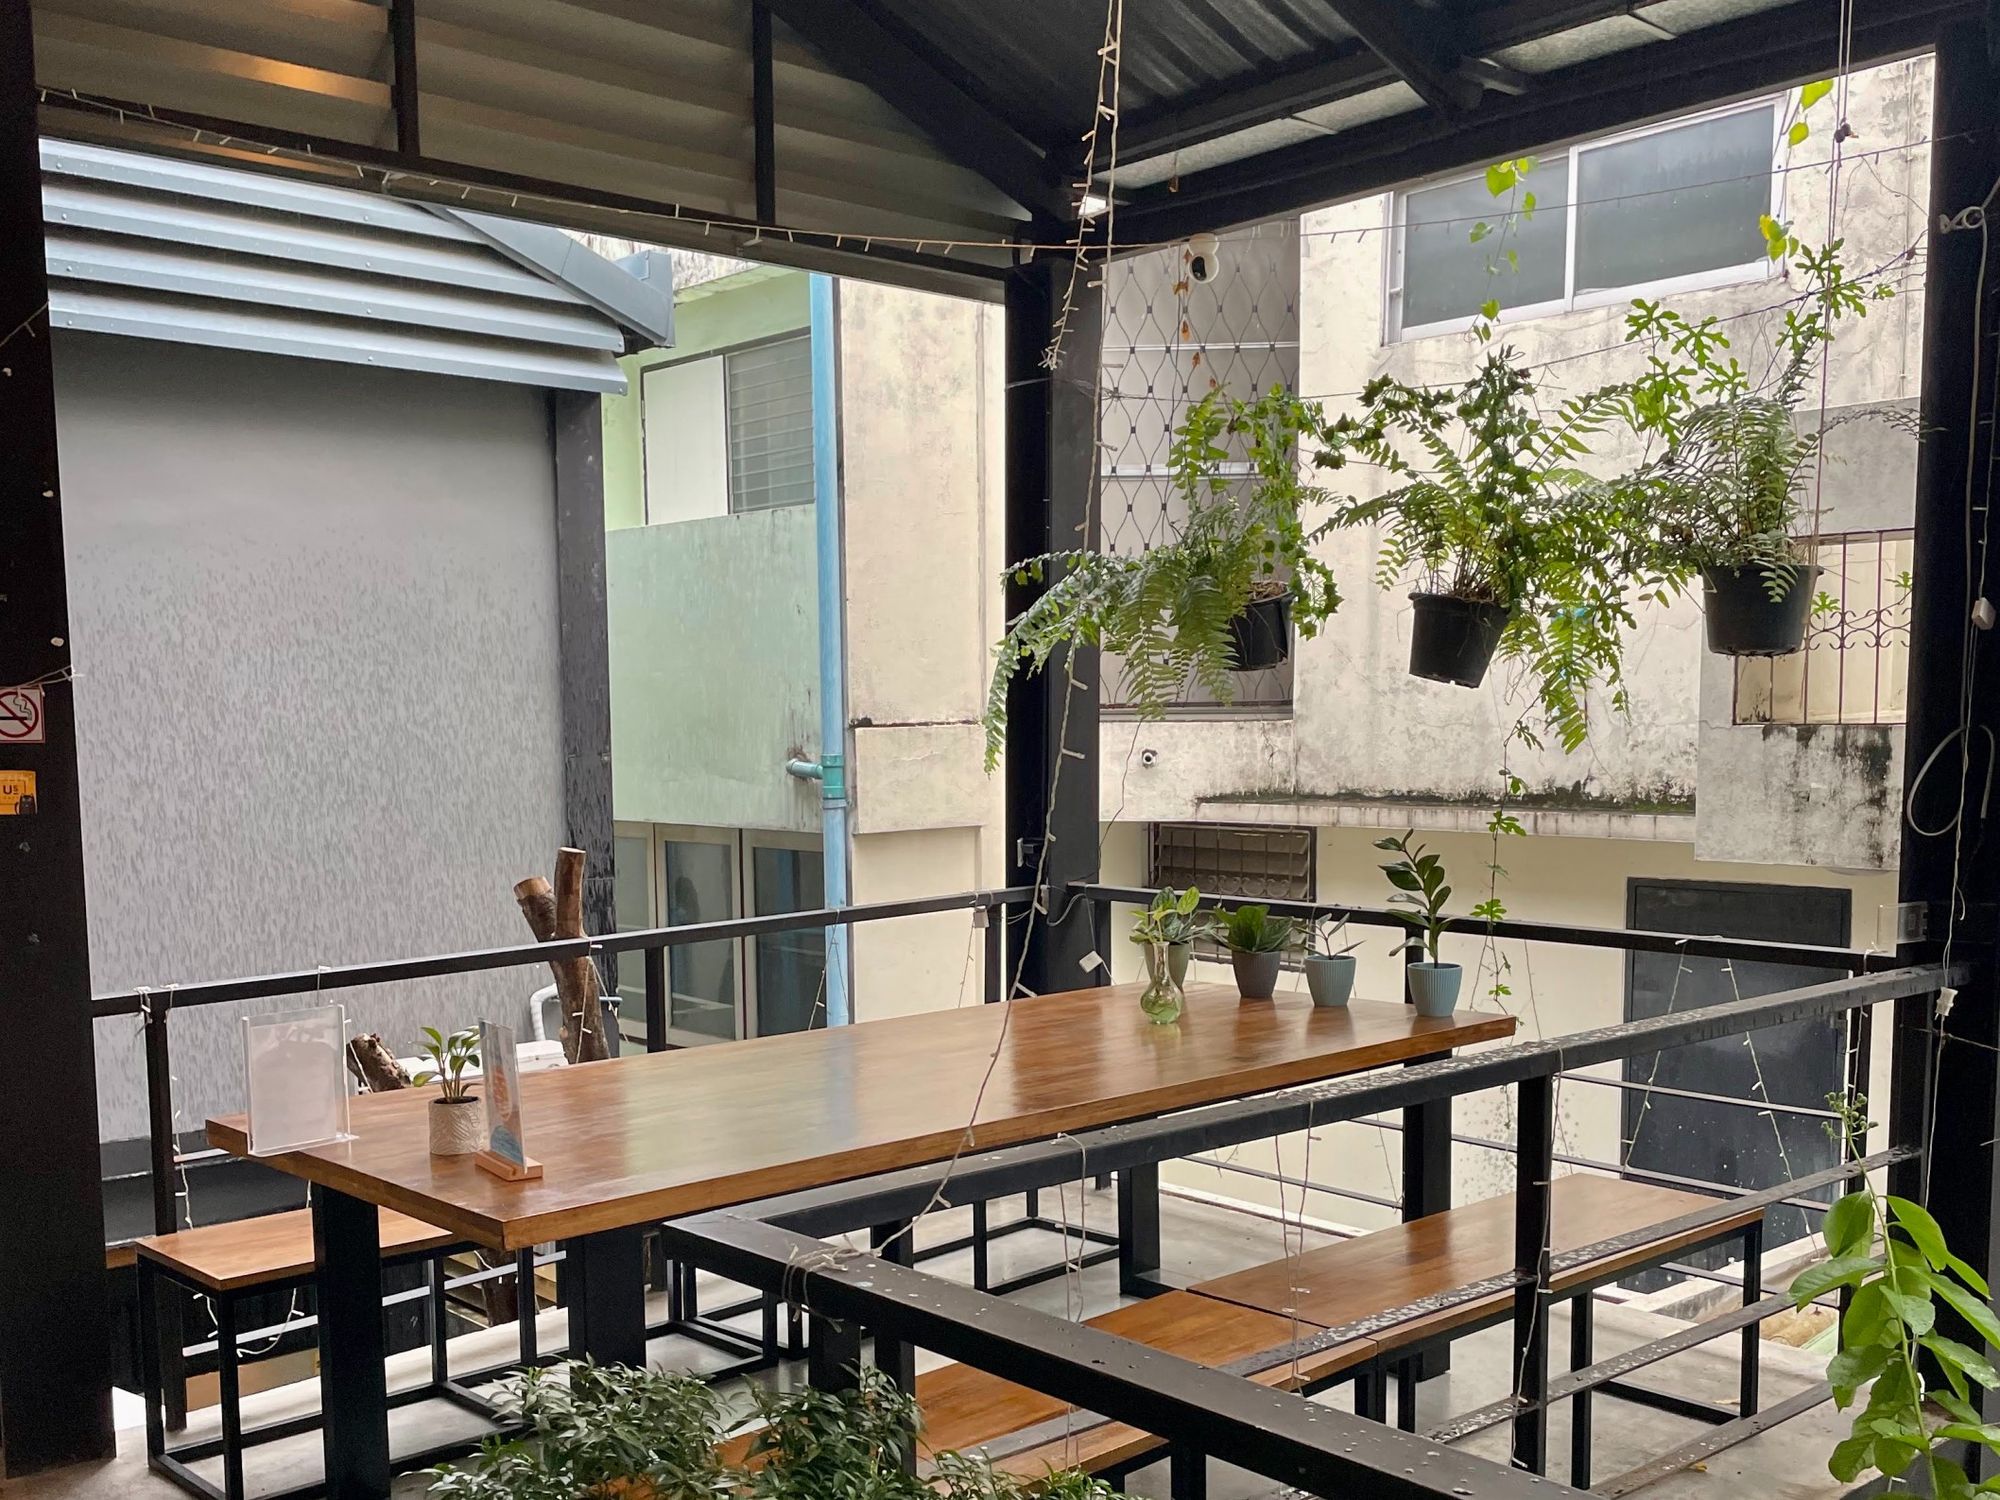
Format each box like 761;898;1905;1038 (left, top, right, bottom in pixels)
757;0;1072;222
1320;0;1485;112
1114;0;1969;242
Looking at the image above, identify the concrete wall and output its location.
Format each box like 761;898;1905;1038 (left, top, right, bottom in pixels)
1101;822;1897;1229
838;279;1008;1019
1101;58;1930;874
60;335;566;1143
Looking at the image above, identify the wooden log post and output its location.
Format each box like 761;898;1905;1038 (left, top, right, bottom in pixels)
345;1034;410;1092
515;847;611;1064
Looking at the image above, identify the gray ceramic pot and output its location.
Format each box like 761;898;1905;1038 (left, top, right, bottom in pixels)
1304;953;1356;1007
1142;940;1192;988
1408;961;1463;1017
1232;949;1282;1000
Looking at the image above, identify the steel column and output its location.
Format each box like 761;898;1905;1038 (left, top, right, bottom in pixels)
1003;258;1102;998
312;1189;390;1500
566;1226;647;1368
1892;18;2000;1325
1511;1075;1556;1474
0;1;116;1470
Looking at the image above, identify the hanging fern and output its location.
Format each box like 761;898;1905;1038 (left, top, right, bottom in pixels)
983;386;1343;770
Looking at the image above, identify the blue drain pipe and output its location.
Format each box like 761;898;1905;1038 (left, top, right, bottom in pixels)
809;274;852;1026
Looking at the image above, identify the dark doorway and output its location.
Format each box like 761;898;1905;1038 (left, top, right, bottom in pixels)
1622;879;1850;1283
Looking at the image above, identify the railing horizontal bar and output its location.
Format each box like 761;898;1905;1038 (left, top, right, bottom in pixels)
663;1211;1573;1500
1073;884;1884;972
1595;1382;1832;1498
1185;1153;1403;1212
1556;1069;1841;1120
1425;1291;1790;1443
92;887;1033;1017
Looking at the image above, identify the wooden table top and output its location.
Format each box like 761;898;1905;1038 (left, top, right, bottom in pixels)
208;984;1513;1251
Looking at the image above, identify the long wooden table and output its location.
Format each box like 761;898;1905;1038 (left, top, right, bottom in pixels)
208;982;1512;1499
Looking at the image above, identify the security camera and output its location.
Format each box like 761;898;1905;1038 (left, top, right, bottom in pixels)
1187;232;1220;284
1140;748;1160;768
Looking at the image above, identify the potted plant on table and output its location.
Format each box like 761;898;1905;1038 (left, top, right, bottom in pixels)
413;1024;482;1156
1375;831;1461;1016
983;386;1343;768
1622;227;1893;656
1217;903;1297;1001
1130;886;1210;1025
1303;916;1363;1009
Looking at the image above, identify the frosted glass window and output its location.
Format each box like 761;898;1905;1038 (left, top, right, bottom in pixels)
1399;158;1568;331
665;839;740;1041
726;336;815;512
1575;106;1774;293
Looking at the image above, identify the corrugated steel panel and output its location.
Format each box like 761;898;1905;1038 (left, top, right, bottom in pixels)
40;137;648;390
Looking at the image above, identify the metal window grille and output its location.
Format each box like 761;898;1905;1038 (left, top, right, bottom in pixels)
726;334;814;512
1733;531;1914;726
1149;823;1315;960
1099;219;1300;712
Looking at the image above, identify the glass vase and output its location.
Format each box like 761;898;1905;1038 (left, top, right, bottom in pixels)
1139;945;1185;1025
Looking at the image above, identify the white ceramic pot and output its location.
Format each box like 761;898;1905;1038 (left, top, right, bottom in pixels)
429;1096;483;1156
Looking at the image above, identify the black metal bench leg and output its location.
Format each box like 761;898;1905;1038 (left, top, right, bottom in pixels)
215;1292;246;1500
870;1221;917;1394
428;1255;451;1386
137;1258;166;1467
1397;1358;1420;1432
1170;1444;1207;1500
761;1294;780;1361
1571;1292;1594;1490
971;1201;990;1291
1356;1363;1388;1423
1117;1164;1161;1296
1741;1218;1764;1417
567;1226;648;1368
313;1186;390;1500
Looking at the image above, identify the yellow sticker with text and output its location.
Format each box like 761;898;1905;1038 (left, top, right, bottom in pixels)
0;770;37;816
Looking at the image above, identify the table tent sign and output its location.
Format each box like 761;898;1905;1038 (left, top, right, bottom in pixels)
242;1003;354;1156
476;1021;541;1181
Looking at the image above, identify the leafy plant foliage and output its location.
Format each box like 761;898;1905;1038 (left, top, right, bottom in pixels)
428;1363;1117;1500
413;1025;481;1103
1374;830;1456;963
1216;902;1297;954
1131;886;1212;948
983;386;1342;768
1799;1096;2000;1500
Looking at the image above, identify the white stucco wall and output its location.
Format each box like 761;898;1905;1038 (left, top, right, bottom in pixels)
61;335;566;1142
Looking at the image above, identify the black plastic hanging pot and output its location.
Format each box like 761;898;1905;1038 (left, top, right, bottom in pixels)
1700;563;1822;657
1408;592;1511;688
1226;592;1292;670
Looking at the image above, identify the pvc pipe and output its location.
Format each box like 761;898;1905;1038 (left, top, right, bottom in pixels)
809;274;852;1026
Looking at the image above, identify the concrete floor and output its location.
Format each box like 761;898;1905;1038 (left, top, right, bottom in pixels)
5;1190;1852;1500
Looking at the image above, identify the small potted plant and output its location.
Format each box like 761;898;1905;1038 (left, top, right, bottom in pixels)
1217;903;1296;1001
413;1025;482;1156
1303;915;1363;1008
1131;886;1213;1025
1375;831;1461;1016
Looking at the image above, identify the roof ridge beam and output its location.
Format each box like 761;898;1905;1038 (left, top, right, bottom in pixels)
1319;0;1486;113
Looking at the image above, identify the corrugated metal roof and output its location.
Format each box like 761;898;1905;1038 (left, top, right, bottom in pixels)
40;137;668;392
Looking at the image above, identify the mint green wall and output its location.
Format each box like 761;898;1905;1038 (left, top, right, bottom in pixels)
602;267;811;532
605;265;820;833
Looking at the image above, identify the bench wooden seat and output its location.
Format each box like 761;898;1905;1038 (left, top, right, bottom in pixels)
905;1290;1375;1480
1191;1175;1761;1350
135;1206;458;1291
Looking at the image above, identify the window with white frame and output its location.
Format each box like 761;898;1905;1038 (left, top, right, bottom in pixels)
638;332;814;523
1388;99;1782;341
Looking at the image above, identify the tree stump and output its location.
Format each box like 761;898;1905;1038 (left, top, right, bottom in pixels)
345;1033;410;1092
515;847;611;1064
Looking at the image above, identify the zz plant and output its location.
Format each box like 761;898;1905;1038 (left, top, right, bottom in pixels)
1798;1094;2000;1499
983;385;1343;768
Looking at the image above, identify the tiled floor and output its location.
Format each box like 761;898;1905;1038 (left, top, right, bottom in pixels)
5;1190;1850;1500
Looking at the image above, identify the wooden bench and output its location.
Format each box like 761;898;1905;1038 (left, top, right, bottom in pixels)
889;1177;1762;1496
135;1206;536;1500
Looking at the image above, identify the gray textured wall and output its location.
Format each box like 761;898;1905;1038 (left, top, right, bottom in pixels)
58;335;566;1143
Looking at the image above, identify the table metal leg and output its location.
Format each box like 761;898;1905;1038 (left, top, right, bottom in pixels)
1118;1163;1162;1296
215;1292;246;1500
312;1187;390;1500
870;1221;916;1393
566;1226;647;1368
136;1258;166;1467
1570;1292;1595;1489
809;1314;863;1391
1403;1061;1453;1380
1741;1219;1764;1417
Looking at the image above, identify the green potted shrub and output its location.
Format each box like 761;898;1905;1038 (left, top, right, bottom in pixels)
413;1024;481;1156
1130;886;1210;989
984;386;1343;767
1303;916;1363;1009
1623;226;1892;656
1375;831;1460;1016
1322;351;1661;751
1217;903;1296;1001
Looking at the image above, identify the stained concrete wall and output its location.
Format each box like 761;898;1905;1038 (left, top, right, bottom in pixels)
60;335;566;1143
1102;57;1930;874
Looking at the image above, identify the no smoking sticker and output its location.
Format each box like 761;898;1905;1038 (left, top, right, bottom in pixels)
0;686;44;744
